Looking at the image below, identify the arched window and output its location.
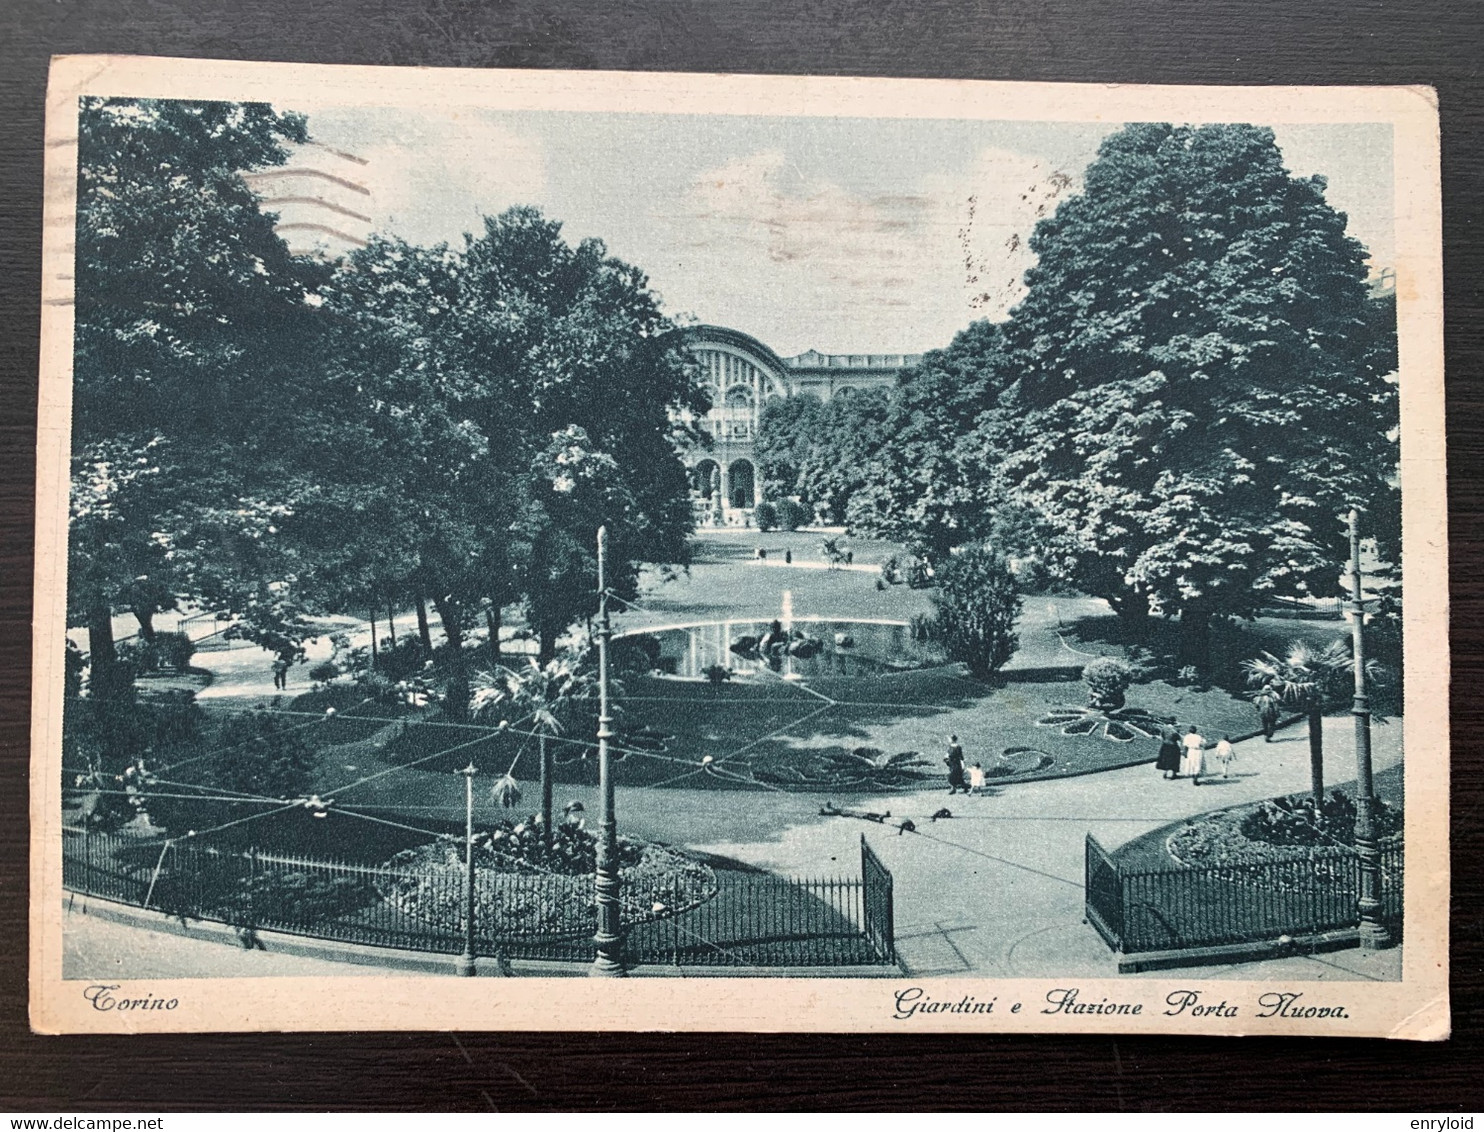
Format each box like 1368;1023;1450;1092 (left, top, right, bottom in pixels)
724;384;756;409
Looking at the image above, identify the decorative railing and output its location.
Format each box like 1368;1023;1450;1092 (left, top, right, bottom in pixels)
1084;832;1403;954
63;827;894;969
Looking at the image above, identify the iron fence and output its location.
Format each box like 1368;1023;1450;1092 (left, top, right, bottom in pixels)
1084;832;1404;954
62;827;894;969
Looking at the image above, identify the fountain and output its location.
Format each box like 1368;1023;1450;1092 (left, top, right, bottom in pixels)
780;590;798;679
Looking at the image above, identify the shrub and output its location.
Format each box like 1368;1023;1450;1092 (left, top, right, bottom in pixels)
1239;789;1404;847
356;669;397;702
775;498;807;531
151;631;196;670
908;612;938;643
1083;656;1134;710
308;660;339;686
930;547;1021;679
612;633;662;675
118;631;197;673
376;637;427;682
753;501;779;531
1010;556;1052;595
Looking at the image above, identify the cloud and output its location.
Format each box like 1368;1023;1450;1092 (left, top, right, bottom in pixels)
294;108;547;248
655;146;1078;354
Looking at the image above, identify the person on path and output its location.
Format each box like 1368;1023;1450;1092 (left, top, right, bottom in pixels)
1155;726;1182;780
1213;734;1236;778
271;655;290;691
1181;725;1206;786
1257;694;1280;742
945;735;967;795
966;762;986;795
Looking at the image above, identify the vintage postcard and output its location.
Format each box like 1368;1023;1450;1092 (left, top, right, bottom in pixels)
30;55;1447;1036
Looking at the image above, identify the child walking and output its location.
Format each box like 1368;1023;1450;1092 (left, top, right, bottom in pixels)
1213;734;1236;778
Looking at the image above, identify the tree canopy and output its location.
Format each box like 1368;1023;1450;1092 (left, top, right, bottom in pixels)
71;97;321;693
1000;123;1398;655
68;100;706;719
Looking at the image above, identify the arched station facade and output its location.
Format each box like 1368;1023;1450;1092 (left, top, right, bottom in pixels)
681;325;922;525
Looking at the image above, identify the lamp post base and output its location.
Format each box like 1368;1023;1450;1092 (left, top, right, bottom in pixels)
456;954;477;977
590;940;627;977
1357;920;1393;951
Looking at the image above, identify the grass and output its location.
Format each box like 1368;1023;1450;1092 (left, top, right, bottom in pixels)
162;529;1355;803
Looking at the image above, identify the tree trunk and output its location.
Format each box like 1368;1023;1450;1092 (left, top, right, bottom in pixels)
415;590;433;653
1110;591;1151;642
485;604;502;667
368;608;379;670
133;604;156;643
538;625;558;667
540;732;553;848
87;599;126;701
1308;704;1325;819
386;597;397;649
1177;607;1211;670
431;594;469;721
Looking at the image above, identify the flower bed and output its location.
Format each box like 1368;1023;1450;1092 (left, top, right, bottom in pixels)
1167;789;1403;869
380;832;718;937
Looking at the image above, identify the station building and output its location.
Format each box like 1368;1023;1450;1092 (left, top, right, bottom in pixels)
682;325;922;523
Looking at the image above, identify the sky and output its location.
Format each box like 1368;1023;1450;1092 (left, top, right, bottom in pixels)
279;105;1396;358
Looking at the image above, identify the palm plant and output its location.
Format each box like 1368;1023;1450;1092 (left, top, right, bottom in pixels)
473;651;595;846
1241;640;1353;815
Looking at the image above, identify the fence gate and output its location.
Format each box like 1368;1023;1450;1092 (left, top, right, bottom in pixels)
860;835;895;963
1084;833;1123;950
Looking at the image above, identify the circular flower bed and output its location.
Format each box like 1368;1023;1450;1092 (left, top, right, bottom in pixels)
1168;789;1403;869
986;747;1056;778
380;827;717;937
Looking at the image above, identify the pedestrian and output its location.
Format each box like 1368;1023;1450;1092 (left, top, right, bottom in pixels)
784;549;792;564
1257;694;1279;742
1155;726;1182;780
1181;725;1206;786
967;762;986;795
1213;734;1235;778
945;734;967;795
271;655;290;691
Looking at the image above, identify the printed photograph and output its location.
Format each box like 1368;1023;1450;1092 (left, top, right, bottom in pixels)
32;63;1446;1032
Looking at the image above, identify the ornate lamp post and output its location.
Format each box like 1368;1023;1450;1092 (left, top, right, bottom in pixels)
1347;509;1390;949
457;762;478;976
592;526;626;975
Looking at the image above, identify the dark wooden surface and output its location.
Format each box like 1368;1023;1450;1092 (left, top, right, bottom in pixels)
2;0;1481;1111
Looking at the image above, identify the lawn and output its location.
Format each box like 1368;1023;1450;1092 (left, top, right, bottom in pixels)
171;528;1351;802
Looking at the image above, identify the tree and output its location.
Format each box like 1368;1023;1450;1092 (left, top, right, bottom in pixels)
796;387;892;524
71;98;322;698
1002;123;1399;663
847;321;1016;560
754;394;824;500
472;651;596;846
1242;641;1353;815
304;208;705;705
930;547;1022;679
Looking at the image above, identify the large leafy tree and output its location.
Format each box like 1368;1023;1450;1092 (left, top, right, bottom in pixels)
753;394;824;500
302;210;704;705
1002;123;1398;662
70;97;321;696
456;209;705;666
846;321;1016;561
795;386;892;524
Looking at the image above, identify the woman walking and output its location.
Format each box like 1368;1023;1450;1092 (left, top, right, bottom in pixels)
1181;725;1207;786
1155;726;1182;780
